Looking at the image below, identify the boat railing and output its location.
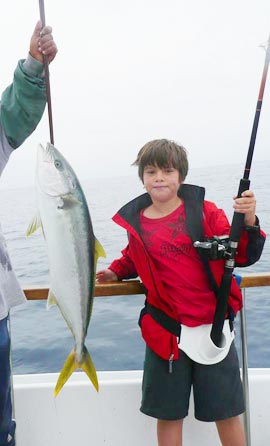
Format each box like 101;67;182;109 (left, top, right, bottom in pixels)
22;271;270;301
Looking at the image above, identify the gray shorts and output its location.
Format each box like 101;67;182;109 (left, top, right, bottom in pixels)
140;342;245;421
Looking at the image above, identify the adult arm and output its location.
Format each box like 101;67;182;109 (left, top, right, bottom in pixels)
0;21;57;149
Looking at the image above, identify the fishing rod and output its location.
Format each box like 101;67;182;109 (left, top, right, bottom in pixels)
210;35;270;347
39;0;54;145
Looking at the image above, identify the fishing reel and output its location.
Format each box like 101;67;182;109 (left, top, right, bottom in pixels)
193;235;230;261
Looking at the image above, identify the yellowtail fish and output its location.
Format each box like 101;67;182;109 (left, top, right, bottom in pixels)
27;143;106;396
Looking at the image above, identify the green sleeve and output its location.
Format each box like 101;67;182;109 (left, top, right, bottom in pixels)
0;59;47;149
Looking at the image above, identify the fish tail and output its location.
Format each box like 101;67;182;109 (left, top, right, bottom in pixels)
80;345;99;393
54;350;78;397
54;346;99;397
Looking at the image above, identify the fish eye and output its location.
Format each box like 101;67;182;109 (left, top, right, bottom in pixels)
54;159;62;170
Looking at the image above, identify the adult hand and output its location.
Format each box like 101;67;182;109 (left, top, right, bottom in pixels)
29;20;58;64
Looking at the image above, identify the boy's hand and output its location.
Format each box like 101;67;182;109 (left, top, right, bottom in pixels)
96;269;118;283
233;189;257;226
30;20;57;64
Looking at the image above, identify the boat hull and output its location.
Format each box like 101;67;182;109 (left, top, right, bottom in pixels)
14;369;270;446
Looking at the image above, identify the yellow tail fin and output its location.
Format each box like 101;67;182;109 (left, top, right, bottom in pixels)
54;346;99;397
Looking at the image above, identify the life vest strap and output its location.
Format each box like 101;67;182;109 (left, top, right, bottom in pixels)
139;300;234;338
139;301;181;338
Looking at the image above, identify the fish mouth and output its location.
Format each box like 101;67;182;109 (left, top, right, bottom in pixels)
36;143;76;197
38;143;63;166
40;143;54;163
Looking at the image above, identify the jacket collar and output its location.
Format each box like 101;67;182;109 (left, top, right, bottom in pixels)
116;183;205;235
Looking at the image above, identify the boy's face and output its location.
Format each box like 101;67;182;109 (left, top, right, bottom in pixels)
143;164;182;203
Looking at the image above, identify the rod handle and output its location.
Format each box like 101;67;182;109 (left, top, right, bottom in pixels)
230;178;250;241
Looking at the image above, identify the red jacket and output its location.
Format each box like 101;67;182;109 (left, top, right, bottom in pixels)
109;185;266;361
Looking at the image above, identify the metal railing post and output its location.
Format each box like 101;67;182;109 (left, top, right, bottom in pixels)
240;288;251;446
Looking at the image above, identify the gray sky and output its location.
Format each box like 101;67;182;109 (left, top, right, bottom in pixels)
1;0;270;188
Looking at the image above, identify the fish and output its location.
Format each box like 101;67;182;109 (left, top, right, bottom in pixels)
27;142;106;397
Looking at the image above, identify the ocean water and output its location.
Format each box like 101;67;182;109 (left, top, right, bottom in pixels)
0;160;269;374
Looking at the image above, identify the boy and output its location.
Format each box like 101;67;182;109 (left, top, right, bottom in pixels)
97;139;265;446
0;21;57;446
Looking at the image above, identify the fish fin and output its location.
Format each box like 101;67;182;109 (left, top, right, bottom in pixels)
54;346;99;397
26;214;43;236
64;195;81;205
60;195;81;209
54;350;79;397
95;238;106;261
81;345;99;392
47;290;57;308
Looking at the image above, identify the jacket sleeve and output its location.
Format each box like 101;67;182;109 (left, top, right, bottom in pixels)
109;244;138;280
0;55;46;149
235;218;266;267
205;202;266;267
